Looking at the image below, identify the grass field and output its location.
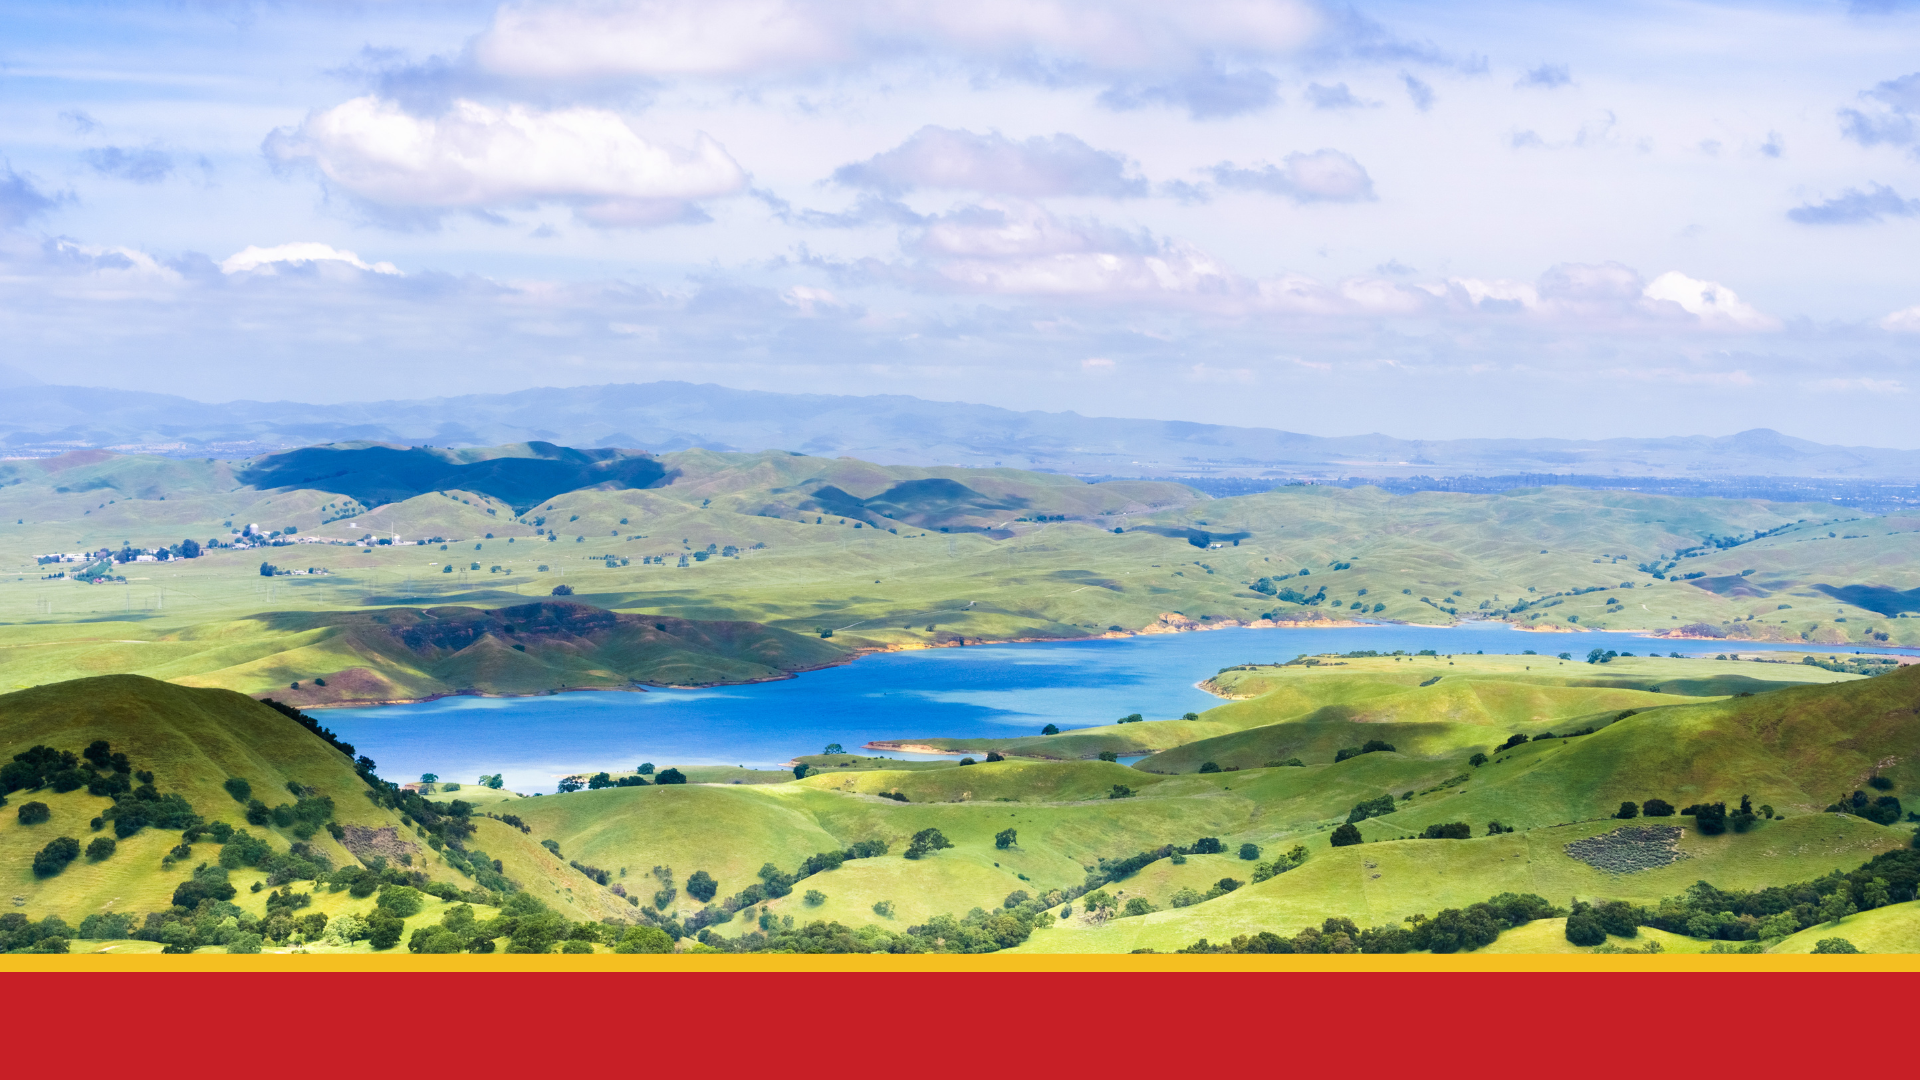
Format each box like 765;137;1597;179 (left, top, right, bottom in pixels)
2;659;1914;953
462;663;1919;951
1;445;1914;705
0;675;631;946
1769;900;1920;953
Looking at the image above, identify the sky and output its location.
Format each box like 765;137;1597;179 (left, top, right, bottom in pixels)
2;0;1919;445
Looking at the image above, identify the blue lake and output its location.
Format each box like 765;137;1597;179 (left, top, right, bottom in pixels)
325;623;1915;793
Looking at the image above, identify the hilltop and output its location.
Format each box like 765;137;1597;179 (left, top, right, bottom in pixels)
0;675;640;952
5;382;1920;482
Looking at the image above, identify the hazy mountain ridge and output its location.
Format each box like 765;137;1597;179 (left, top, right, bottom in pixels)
3;382;1918;480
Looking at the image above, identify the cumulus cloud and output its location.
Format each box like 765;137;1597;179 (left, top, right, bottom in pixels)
1516;63;1571;89
1880;304;1920;332
472;0;1322;81
1787;183;1920;224
1098;66;1282;119
896;200;1241;297
221;242;401;275
264;96;746;227
1209;149;1376;202
1305;82;1374;109
1438;262;1779;331
0;166;63;228
832;127;1147;197
1839;72;1920;149
1641;271;1779;330
83;146;175;184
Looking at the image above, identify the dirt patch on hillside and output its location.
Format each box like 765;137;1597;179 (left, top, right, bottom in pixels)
339;824;423;867
1563;825;1690;874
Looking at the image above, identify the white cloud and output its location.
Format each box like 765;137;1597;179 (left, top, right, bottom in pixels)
1209;149;1375;203
472;0;1322;81
783;285;843;314
221;242;400;275
1450;277;1539;312
899;201;1241;298
833;127;1146;198
265;96;745;226
1642;270;1780;330
1880;305;1920;332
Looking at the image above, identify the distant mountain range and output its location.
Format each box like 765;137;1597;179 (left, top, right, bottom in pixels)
4;381;1920;485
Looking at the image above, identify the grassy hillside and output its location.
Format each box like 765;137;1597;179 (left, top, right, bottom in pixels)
468;662;1920;953
1;445;1913;705
1768;900;1920;954
0;675;643;950
900;653;1857;763
1;658;1914;954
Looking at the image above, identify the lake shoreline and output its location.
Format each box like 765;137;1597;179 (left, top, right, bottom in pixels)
282;612;1401;709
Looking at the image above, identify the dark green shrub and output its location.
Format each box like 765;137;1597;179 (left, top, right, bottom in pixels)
904;828;952;860
1238;843;1260;861
1869;776;1894;791
1688;802;1727;835
1198;761;1221;774
1469;753;1488;767
1811;937;1859;954
1642;798;1675;817
1595;900;1640;937
224;778;252;802
655;768;686;785
17;801;49;825
85;836;115;861
32;836;80;876
244;799;269;825
1330;823;1362;847
377;885;425;919
1189;837;1224;854
1041;724;1059;735
1564;909;1606;946
685;870;717;902
995;828;1017;850
368;915;404;950
1346;794;1397;824
1421;822;1472;840
1615;801;1639;819
1097;751;1119;762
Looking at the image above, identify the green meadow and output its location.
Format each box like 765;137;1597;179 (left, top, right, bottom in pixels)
0;443;1914;704
2;656;1915;954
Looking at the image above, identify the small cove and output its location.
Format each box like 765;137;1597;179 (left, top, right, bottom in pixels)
324;623;1914;793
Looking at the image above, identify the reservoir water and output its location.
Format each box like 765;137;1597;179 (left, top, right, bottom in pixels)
325;623;1914;793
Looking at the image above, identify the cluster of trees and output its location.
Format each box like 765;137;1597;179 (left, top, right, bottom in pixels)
1179;893;1562;954
1825;788;1903;825
7;740;217;878
627;840;897;938
699;904;1047;955
1556;847;1920;950
257;699;358;761
0;913;79;953
1333;740;1397;763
